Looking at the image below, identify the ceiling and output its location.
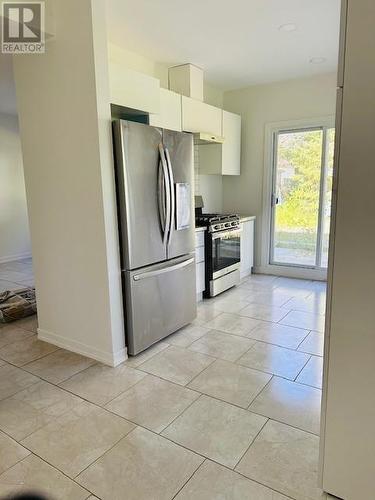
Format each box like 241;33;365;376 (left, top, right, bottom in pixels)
106;0;341;90
0;0;341;115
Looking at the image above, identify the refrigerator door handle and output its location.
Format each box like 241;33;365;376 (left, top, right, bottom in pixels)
158;144;171;245
133;257;195;281
164;147;175;244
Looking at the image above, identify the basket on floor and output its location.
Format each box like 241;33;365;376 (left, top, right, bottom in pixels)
0;287;37;323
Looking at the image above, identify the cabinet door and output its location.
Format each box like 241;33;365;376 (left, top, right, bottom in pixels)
222;111;241;175
195;231;205;247
197;144;222;175
109;64;160;114
197;110;241;175
149;89;182;132
247;220;254;269
182;96;222;136
240;220;254;278
196;262;205;294
195;246;205;264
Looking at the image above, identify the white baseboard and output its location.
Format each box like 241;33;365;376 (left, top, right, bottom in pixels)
0;252;32;264
37;327;127;367
254;265;327;281
240;268;252;280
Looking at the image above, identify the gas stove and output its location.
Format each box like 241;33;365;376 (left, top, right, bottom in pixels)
195;213;240;233
194;197;241;297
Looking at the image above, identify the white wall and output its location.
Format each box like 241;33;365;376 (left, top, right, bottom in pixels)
222;73;337;267
13;0;125;366
320;1;375;498
0;113;31;263
199;174;223;213
107;43;224;107
194;146;223;213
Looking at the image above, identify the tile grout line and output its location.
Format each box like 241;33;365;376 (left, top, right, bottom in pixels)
123;342;171;369
0;276;325;498
232;416;270;471
155;392;203;434
135;347;217;386
0;446;94;498
170;458;208;500
0;445;32;477
3;321;321;404
106;386;323;471
173;451;298;500
0;327;35;344
72;424;140;481
246;374;275;411
245;333;311;352
293;354;313;382
242;336;310;354
3;332;322;437
295;329;313;350
0;377;42;404
242;404;322;438
0;343;60;369
1;397;308;499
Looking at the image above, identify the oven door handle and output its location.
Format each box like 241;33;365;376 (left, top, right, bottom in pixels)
211;229;242;240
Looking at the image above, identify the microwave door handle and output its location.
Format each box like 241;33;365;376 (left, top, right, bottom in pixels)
164;147;175;245
158;144;171;246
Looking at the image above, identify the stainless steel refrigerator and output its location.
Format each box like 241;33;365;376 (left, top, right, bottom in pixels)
112;120;196;355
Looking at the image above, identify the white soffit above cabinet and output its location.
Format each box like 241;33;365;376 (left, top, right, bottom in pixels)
105;0;340;90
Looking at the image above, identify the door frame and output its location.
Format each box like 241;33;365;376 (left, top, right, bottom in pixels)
259;116;335;280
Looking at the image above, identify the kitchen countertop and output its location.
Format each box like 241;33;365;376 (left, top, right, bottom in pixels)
239;215;256;222
195;226;206;232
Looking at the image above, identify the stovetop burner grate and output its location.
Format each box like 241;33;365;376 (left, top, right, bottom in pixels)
195;212;240;231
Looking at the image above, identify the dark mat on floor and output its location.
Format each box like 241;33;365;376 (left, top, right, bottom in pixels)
0;287;37;323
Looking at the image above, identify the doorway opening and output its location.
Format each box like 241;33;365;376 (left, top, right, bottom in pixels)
263;119;335;279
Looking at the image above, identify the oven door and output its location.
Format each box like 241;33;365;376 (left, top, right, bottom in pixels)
210;228;241;279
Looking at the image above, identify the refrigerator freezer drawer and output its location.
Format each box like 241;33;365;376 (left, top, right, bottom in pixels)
124;255;197;355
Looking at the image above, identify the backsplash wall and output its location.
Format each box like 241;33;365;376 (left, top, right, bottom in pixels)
194;146;223;213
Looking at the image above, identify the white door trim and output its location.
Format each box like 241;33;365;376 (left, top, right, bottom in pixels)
260;116;335;280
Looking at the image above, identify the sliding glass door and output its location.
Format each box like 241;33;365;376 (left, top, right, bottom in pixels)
270;126;335;269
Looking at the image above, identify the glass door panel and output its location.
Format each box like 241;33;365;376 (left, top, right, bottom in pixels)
271;129;323;267
270;127;334;270
212;231;241;275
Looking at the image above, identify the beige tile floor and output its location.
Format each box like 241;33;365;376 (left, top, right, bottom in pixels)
0;270;333;500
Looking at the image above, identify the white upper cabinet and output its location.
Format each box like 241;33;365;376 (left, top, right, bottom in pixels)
222;110;241;175
149;89;182;131
198;110;242;175
181;96;222;136
108;64;160;114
